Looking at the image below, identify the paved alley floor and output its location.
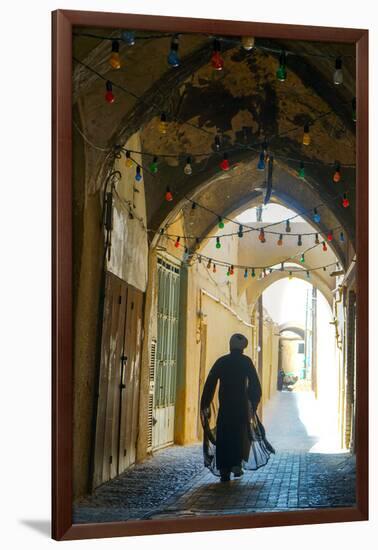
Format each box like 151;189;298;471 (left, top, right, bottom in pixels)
73;391;356;523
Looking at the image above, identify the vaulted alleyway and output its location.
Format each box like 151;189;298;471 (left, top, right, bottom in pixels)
73;391;355;523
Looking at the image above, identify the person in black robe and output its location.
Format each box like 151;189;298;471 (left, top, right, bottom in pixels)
200;333;275;482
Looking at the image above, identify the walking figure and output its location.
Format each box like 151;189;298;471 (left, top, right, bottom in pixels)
200;333;275;482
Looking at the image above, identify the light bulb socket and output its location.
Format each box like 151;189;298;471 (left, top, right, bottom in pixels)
213;38;221;52
170;35;179;51
106;80;113;91
279;50;286;67
160;112;166;122
111;40;120;53
335;57;342;70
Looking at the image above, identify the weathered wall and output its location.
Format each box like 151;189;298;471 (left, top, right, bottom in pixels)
73;131;148;498
280;336;305;377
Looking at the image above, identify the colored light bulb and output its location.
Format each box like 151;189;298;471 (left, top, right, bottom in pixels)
342;193;350;208
159;113;168;134
230;265;234;275
211;39;224;70
110;40;121;69
277;234;283;246
226;268;230;277
165;187;173;201
302;124;311;146
257;151;265;171
149;156;158;174
285;220;291;233
297;235;302;246
218;217;224;229
125;150;133;168
333;163;341;183
252;268;256;278
238;225;244;238
184;157;192;175
135;166;142;181
244;268;248;278
242;36;255;51
340;232;345;242
105;80;115;103
327;230;333;242
334;57;343;85
175;237;180;248
313;208;321;223
322;241;327;251
259;228;265;243
121;31;135;46
167;36;180;67
276;51;287;81
207;259;212;270
300;253;305;263
213;264;217;273
298;161;305;179
306;271;310;279
216;237;221;249
220;153;230;171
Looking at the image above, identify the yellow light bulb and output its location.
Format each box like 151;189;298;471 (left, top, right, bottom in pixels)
302;124;311;146
242;36;255;50
159;121;167;134
109;52;121;70
125;158;133;168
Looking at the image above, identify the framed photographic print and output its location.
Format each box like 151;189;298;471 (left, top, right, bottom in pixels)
52;9;368;541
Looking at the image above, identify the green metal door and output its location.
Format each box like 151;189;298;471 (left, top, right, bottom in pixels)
152;257;180;449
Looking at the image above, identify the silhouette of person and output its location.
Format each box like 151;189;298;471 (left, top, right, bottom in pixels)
200;333;275;482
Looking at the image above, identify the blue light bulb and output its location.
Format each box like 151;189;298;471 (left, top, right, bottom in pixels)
135;166;142;182
168;36;180;67
340;232;345;242
257;152;265;171
313;208;321;223
167;49;180;67
121;31;135;46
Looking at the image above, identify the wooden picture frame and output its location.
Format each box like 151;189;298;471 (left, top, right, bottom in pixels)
52;9;368;541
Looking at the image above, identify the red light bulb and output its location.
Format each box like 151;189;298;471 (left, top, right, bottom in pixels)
230;265;234;275
327;231;333;242
322;241;327;252
165;187;173;202
211;51;224;70
174;237;180;248
342;194;350;208
211;39;224;70
220;153;230;171
105;81;115;103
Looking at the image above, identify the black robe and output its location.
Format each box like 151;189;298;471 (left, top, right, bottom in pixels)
200;349;275;475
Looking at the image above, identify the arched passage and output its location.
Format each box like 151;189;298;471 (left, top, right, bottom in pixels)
71;24;357;520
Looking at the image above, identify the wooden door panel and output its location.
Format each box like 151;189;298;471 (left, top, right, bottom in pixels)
93;273;144;487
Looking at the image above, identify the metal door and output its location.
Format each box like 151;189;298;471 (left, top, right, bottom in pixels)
92;272;144;489
152;257;180;450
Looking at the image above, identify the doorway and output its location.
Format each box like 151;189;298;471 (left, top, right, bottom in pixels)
152;257;181;450
92;272;144;489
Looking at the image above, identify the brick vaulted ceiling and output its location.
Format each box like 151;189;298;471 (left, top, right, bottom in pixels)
73;28;356;264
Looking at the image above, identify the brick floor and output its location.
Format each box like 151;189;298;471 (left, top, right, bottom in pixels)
73;391;356;523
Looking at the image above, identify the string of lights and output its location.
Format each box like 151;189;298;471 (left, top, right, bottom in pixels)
162;234;340;278
73;56;356;170
73;30;355;61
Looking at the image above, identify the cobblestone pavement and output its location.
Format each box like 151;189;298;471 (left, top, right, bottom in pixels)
73;392;356;523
